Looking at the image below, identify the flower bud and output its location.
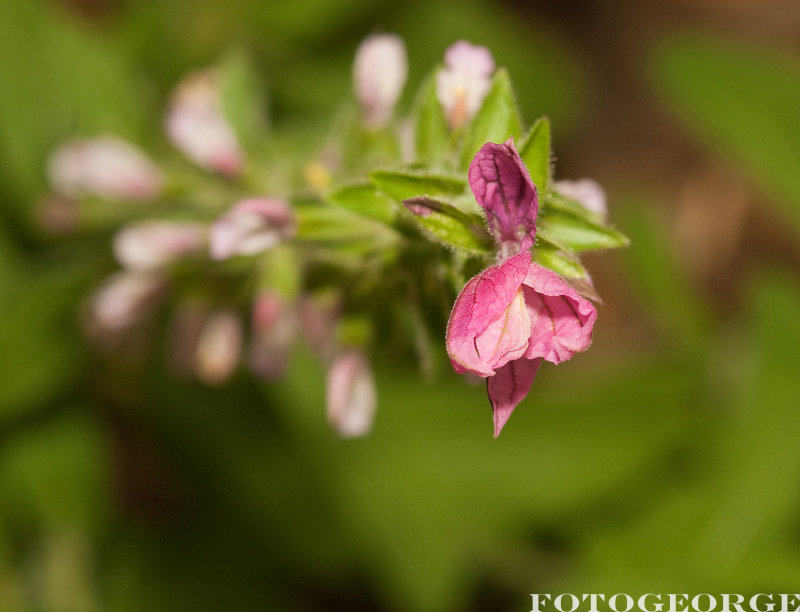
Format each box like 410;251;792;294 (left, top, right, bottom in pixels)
436;40;495;130
248;291;296;380
195;310;242;386
554;178;608;218
353;34;408;128
113;221;206;270
209;197;296;261
326;348;376;438
165;69;245;177
89;271;166;331
47;136;164;202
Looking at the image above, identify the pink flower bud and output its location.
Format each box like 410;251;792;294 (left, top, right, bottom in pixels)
469;139;538;258
195;310;242;386
436;40;495;130
248;291;296;380
89;271;167;331
353;34;408;128
113;221;206;270
209;197;296;261
47;136;164;202
553;178;608;218
326;348;376;438
298;292;340;363
165;69;245;177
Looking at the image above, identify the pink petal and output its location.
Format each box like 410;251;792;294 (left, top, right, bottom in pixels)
468;140;538;257
522;263;597;364
446;251;532;376
488;357;541;437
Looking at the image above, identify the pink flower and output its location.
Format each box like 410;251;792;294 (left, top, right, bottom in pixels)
353;34;408;128
209;197;296;261
446;140;597;436
113;221;206;270
47;136;163;202
436;40;495;130
165;69;245;177
447;253;596;436
326;348;377;438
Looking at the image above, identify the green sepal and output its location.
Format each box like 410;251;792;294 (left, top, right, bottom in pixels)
402;196;493;254
542;190;605;222
533;242;589;280
369;170;466;202
518;116;551;192
326;182;397;225
217;48;269;152
459;68;523;170
411;66;451;164
537;211;630;252
294;202;401;257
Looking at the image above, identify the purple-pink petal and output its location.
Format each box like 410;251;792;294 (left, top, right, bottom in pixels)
468;140;538;257
522;262;597;364
446;251;532;376
488;357;541;437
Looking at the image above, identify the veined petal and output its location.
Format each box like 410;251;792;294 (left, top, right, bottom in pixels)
522;262;597;364
446;251;531;376
468;140;538;257
488;357;541;437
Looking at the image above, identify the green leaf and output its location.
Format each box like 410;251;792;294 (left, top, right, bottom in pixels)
326;182;397;225
218;47;269;151
533;243;588;280
411;67;451;164
518;116;551;192
542;190;604;223
652;35;800;232
537;211;630;252
403;196;492;254
459;68;523;170
369;170;466;202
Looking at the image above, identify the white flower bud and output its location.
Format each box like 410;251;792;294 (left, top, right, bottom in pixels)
47;136;163;202
248;291;296;380
326;348;376;438
436;40;495;130
353;34;408;128
166;69;245;177
195;310;242;386
90;271;166;331
113;221;206;270
209;198;295;261
554;178;608;218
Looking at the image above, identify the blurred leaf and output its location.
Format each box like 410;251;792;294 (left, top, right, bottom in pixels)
326;182;397;225
459;68;522;170
537;211;629;252
218;47;270;152
411;67;451;164
518;116;551;192
652;35;800;231
619;201;713;351
0;252;90;423
0;411;108;531
0;0;146;206
369;170;466;202
403;196;492;254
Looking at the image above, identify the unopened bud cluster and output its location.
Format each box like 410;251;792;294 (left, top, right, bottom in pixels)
43;37;626;438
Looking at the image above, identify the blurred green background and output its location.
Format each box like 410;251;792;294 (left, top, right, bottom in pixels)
1;0;800;610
